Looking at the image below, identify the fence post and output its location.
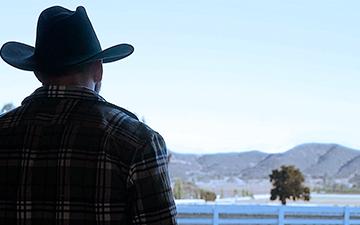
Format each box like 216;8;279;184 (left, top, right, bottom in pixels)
213;205;219;225
344;206;350;225
278;205;284;225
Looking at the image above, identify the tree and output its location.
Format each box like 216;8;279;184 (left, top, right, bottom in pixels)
141;116;146;124
233;189;238;197
167;152;172;164
1;103;15;114
269;165;310;205
199;189;216;202
173;179;183;199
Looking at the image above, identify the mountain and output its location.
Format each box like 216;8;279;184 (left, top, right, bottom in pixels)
197;151;268;176
337;155;360;178
168;143;360;192
304;144;360;178
241;144;329;179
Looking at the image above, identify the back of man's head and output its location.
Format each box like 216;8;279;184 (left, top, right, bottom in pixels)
34;60;103;91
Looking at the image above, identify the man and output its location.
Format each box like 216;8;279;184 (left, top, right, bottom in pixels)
0;6;177;225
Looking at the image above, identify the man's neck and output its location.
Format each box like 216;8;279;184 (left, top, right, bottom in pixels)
42;80;95;91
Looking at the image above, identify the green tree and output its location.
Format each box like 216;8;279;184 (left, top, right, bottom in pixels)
241;189;254;198
269;165;310;205
199;189;216;202
173;179;183;199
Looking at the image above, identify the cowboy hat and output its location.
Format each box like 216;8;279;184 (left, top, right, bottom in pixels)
0;6;134;73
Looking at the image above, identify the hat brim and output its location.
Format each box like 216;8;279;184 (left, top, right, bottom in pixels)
0;42;37;71
86;43;134;64
0;41;134;72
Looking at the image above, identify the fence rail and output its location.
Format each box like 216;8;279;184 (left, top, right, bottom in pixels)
176;204;360;225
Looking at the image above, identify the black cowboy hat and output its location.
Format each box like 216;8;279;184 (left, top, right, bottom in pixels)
0;6;134;73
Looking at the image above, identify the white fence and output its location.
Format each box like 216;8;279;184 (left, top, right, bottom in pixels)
176;204;360;225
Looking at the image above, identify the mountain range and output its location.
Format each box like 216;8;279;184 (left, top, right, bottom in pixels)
168;143;360;194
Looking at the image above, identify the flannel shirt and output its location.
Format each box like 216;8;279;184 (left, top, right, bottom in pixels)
0;85;177;225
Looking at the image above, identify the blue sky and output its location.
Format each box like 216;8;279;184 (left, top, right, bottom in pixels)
1;1;360;153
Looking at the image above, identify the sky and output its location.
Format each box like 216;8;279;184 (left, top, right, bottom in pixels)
1;1;360;154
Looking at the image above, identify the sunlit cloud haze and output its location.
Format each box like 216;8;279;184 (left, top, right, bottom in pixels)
1;1;360;153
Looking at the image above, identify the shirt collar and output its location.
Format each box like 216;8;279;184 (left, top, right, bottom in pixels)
22;85;106;105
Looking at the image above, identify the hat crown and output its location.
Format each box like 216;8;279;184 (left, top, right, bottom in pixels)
34;6;102;72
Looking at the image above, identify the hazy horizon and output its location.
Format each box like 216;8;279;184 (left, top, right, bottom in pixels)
169;142;360;154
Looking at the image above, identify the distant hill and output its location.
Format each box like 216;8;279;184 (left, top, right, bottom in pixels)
168;143;360;191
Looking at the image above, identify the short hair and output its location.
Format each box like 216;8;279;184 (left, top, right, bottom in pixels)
36;61;94;78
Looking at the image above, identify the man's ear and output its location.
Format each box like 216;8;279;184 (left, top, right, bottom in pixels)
93;60;103;82
34;71;46;84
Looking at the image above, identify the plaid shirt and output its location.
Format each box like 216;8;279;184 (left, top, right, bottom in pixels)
0;85;177;225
